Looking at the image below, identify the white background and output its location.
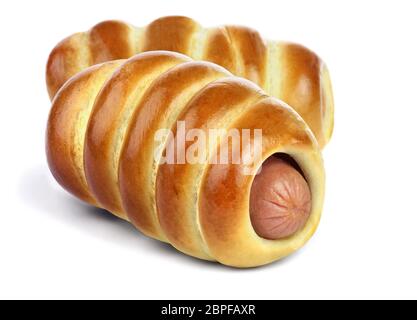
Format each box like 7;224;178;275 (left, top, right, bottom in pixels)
1;0;416;299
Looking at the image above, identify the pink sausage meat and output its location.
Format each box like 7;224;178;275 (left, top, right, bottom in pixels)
250;156;312;240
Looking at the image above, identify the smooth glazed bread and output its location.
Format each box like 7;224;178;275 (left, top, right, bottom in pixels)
46;51;325;267
46;16;334;148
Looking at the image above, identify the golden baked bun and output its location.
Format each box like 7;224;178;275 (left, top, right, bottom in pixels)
46;16;334;148
46;51;325;267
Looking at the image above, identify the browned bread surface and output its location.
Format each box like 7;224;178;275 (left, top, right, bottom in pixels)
46;16;334;148
46;51;325;267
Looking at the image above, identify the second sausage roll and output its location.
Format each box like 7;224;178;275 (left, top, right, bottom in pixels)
46;16;334;148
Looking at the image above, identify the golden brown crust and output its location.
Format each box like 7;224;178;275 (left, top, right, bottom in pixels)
119;61;231;241
278;43;326;147
46;61;123;204
46;16;334;148
156;78;264;258
46;51;325;267
199;97;324;267
89;20;136;64
142;16;199;54
203;27;236;74
84;52;189;219
46;33;90;99
224;26;267;87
